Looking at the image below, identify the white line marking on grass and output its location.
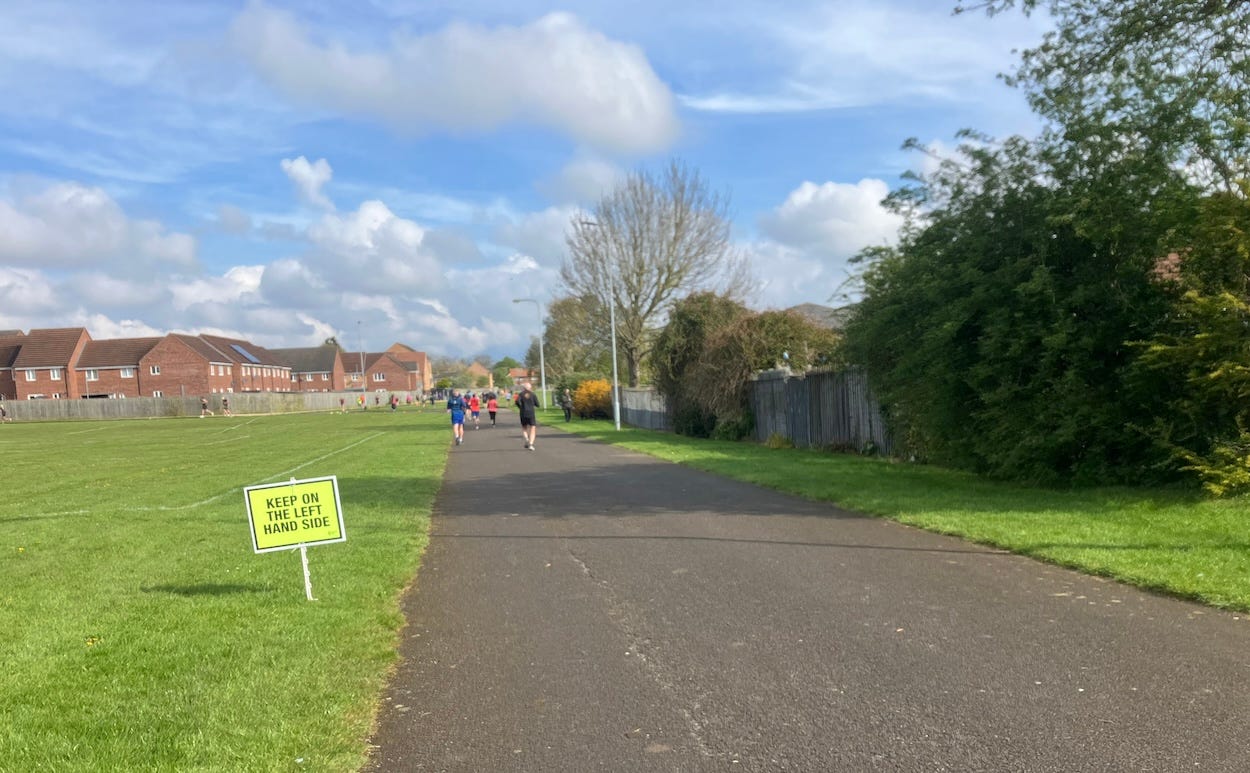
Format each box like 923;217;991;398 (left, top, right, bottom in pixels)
259;432;384;482
205;435;249;446
132;432;386;512
67;426;106;435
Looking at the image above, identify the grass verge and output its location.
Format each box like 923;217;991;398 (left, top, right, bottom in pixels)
1;407;449;772
551;415;1250;612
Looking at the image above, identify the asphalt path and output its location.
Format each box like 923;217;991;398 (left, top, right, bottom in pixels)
366;410;1250;772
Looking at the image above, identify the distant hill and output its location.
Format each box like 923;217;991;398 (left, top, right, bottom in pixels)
786;303;855;332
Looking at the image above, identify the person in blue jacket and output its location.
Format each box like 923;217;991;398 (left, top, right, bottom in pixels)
446;389;468;445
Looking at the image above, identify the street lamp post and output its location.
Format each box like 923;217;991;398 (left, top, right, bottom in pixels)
512;298;547;409
357;320;366;392
579;219;621;431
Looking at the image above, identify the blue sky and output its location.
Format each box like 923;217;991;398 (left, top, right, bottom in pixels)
0;0;1049;358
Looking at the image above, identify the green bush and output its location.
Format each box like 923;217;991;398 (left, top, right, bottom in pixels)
711;411;754;441
672;404;717;438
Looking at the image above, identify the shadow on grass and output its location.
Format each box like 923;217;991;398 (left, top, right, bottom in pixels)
142;582;272;596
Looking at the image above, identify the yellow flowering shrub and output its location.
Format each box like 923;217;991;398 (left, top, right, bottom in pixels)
573;379;612;419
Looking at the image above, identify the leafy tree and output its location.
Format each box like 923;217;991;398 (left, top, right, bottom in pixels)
563;160;750;386
542;294;611;378
323;336;341;349
958;0;1250;191
651;292;751;436
845;135;1179;483
490;356;521;388
1130;190;1250;494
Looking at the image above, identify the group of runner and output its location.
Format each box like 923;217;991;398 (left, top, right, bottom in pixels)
446;382;540;450
445;389;497;445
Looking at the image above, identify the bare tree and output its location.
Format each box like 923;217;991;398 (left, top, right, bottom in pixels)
562;160;750;386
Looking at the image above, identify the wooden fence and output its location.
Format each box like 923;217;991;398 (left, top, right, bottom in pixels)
0;391;394;422
749;368;891;453
619;388;670;430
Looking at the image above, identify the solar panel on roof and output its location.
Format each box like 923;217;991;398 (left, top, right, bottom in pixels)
230;343;262;364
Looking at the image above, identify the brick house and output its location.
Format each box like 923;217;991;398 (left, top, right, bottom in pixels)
270;346;346;391
0;330;26;400
386;343;432;393
465;361;493;389
76;337;162;398
199;334;292;393
343;351;367;391
11;327;91;400
507;367;533;386
139;334;236;398
362;351;419;393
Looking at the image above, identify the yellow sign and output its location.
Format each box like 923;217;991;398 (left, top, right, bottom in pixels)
244;476;345;553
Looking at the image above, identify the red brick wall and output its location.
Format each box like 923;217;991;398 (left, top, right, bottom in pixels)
238;364;291;392
139;338;211;397
78;367;143;398
15;368;72;400
0;371;15;400
366;358;413;393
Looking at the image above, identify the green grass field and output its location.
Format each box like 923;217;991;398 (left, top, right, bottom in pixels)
8;403;1250;770
552;414;1250;612
1;407;450;772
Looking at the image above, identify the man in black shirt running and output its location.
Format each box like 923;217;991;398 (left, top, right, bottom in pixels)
515;381;540;450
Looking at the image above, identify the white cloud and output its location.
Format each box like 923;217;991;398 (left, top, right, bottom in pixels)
69;313;165;340
759;178;902;259
0;267;56;319
537;158;623;204
682;2;1047;115
741;240;857;311
280;155;334;210
492;204;576;269
168;265;264;311
230;3;679;153
0;181;197;272
305;200;442;293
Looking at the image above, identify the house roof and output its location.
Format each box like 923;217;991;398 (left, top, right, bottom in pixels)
164;333;233;363
11;327;88;369
270;346;342;374
507;367;530;378
343;351;367;372
199;334;288;369
0;332;25;369
78;337;163;368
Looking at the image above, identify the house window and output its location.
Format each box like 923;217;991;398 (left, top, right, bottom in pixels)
86;369;99;381
152;390;163;397
50;369;62;381
25;369;35;381
321;373;329;381
150;365;161;375
373;373;386;382
121;368;134;378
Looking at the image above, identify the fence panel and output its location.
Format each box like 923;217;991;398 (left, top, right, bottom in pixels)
0;391;402;423
619;388;669;430
749;368;891;454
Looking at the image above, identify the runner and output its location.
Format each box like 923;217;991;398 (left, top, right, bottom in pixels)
446;389;468;445
486;394;498;427
469;392;481;429
514;381;539;450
